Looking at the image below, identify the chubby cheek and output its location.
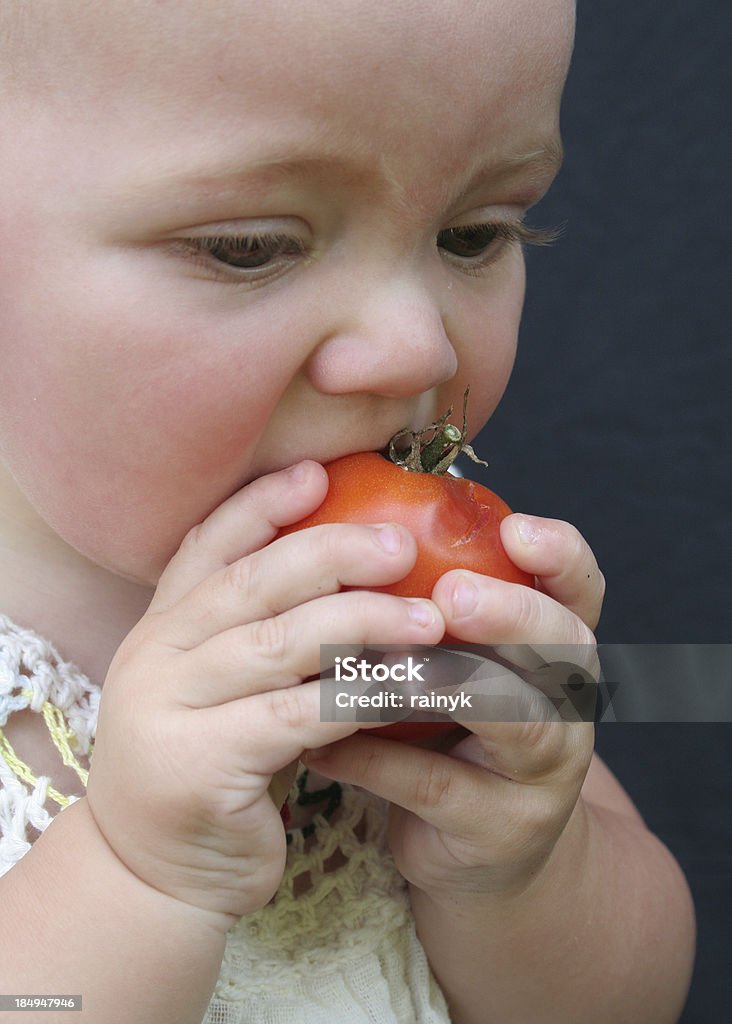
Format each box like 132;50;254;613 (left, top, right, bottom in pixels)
439;251;525;435
0;291;284;583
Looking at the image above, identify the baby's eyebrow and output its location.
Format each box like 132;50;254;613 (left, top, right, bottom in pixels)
447;138;564;208
502;139;564;173
119;151;377;206
106;137;563;220
144;141;562;194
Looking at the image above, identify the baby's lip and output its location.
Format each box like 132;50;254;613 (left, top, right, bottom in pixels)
316;395;439;463
298;431;407;467
280;423;430;474
315;403;443;465
253;394;441;481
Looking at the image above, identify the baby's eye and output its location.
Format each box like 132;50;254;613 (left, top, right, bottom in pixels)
170;231;308;281
437;220;561;274
198;233;305;268
437;223;501;260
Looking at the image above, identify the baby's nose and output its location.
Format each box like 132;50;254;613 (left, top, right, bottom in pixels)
305;280;458;399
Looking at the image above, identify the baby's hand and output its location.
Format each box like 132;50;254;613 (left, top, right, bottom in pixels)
302;514;602;903
85;461;444;925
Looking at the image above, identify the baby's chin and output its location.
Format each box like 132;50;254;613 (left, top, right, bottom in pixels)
65;528;179;591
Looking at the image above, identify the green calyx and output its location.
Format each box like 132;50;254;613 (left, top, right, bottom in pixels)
383;386;489;475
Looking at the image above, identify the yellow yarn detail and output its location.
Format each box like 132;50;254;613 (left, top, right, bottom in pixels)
0;687;89;808
0;728;72;809
41;701;90;788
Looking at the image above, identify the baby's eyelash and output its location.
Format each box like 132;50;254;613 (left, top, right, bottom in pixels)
440;220;564;250
193;232;305;251
499;220;564;247
436;219;564;276
190;232;306;257
167;220;562;282
167;232;308;279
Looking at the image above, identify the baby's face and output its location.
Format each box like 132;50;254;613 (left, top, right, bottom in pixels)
0;0;573;583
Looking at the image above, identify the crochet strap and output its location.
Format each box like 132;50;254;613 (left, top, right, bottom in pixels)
39;700;91;788
0;681;90;807
0;728;71;808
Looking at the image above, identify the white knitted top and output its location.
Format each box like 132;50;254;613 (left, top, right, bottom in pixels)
0;614;451;1024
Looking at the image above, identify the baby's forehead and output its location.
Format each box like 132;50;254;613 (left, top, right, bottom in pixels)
2;0;573;98
0;3;398;111
2;1;152;93
1;1;200;98
2;0;571;218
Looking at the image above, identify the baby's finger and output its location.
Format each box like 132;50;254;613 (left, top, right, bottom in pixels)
432;571;597;648
175;589;443;706
448;716;594;793
154;521;419;649
300;730;583;845
400;645;594;782
299;725;592;872
429;571;597;778
212;679;392;777
149;460;328;613
499;514;605;630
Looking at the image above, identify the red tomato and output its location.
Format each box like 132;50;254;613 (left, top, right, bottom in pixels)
278;451;534;743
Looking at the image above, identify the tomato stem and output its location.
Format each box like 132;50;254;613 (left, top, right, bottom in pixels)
384;386;489;475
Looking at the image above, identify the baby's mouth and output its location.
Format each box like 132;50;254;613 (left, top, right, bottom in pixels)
252;392;442;482
337;393;442;462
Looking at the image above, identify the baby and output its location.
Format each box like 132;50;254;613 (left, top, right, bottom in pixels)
0;1;695;1022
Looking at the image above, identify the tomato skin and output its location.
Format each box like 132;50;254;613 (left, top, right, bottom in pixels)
278;452;534;742
279;452;533;594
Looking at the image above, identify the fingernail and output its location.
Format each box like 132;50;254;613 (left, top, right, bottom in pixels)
452;576;478;618
514;514;541;545
406;599;435;627
374;524;402;554
288;461;309;484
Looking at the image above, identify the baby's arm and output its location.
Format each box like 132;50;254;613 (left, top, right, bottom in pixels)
0;461;445;1022
410;756;695;1024
0;798;229;1023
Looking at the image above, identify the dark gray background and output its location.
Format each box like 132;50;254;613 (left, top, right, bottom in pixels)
468;3;730;1021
